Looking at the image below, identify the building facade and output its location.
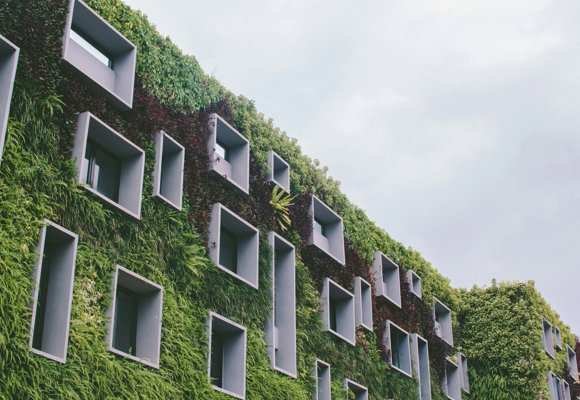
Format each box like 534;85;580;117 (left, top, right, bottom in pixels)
0;1;576;399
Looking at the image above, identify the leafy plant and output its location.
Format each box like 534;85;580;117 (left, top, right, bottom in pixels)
270;184;295;232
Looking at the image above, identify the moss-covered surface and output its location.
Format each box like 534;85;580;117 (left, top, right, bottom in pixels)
0;0;573;399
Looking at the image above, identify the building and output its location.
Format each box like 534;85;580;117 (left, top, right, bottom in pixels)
0;0;576;399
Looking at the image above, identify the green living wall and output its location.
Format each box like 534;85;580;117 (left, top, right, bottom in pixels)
458;282;576;400
0;0;572;399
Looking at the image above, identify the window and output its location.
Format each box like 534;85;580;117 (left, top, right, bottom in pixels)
406;269;422;298
0;34;19;165
83;139;122;201
354;277;373;331
73;112;145;219
385;321;412;377
309;195;345;265
548;372;563;400
153;131;185;210
29;220;78;363
563;380;571;400
208;312;247;399
443;358;462;400
108;265;163;368
554;327;562;350
63;0;137;109
344;379;369;400
567;345;578;381
458;353;470;393
266;232;297;377
321;277;355;345
543;318;555;359
411;334;432;400
315;359;331;400
208;113;250;194
208;203;259;288
373;252;402;307
433;298;454;346
268;150;290;193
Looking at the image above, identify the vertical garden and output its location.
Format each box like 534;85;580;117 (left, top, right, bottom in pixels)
0;0;575;399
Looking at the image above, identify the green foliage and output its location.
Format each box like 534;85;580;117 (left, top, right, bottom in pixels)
270;185;295;232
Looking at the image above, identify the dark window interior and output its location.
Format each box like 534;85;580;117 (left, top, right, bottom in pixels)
210;331;224;387
219;227;238;273
113;285;138;356
314;218;327;237
215;139;229;161
32;244;54;350
84;139;121;202
329;298;338;332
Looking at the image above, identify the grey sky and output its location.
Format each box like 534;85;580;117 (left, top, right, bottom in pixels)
123;0;580;333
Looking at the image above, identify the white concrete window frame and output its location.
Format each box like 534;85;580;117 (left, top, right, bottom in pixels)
0;34;19;165
107;265;163;369
457;352;470;394
406;269;422;299
354;276;373;331
267;150;290;193
208;311;247;400
373;252;402;307
62;0;136;110
321;277;355;346
384;320;412;378
567;345;578;381
265;232;297;378
208;203;260;289
344;378;369;400
29;219;78;364
72;111;145;219
308;195;345;265
543;318;555;359
207;113;250;194
411;333;432;400
442;358;462;400
315;359;331;400
152;130;185;210
433;297;454;346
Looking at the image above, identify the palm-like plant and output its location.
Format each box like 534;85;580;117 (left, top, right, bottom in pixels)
270;185;295;232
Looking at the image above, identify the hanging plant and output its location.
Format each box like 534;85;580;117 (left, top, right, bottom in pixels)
270;185;295;232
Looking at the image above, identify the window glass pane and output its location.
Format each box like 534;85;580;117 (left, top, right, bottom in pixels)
84;139;121;202
219;227;237;273
113;286;138;355
93;147;121;201
215;140;228;161
314;218;326;237
329;298;338;332
32;244;54;350
210;332;224;387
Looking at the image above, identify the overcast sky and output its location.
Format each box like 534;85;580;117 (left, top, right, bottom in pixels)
123;0;580;333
